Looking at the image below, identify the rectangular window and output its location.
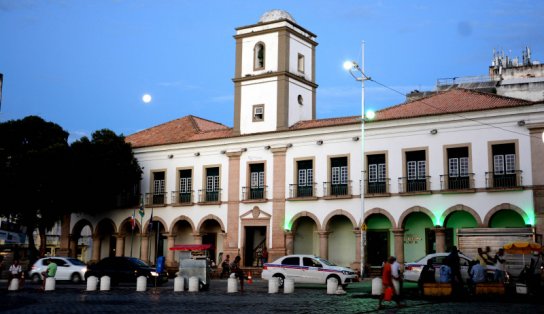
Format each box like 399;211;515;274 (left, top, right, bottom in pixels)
152;171;165;205
205;167;220;202
249;163;265;199
296;160;313;197
330;157;348;195
297;54;305;73
491;143;517;188
405;150;427;192
178;169;192;203
253;105;264;122
367;154;387;194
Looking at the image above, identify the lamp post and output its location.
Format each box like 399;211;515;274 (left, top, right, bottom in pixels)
343;42;371;279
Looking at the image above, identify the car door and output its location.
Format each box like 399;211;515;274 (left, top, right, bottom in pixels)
280;256;302;282
303;257;324;284
51;258;68;280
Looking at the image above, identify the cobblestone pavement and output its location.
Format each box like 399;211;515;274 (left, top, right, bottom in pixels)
1;279;543;313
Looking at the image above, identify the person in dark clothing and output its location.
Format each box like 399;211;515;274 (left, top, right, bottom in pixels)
230;256;244;292
220;254;230;279
447;246;463;294
418;259;436;295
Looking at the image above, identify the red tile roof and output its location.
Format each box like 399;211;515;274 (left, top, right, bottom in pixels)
126;89;535;148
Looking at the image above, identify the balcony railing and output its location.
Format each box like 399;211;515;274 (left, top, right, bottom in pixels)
363;178;391;195
485;171;523;189
440;173;475;191
171;190;194;205
398;176;431;193
145;192;167;206
323;181;352;197
289;183;317;198
242;186;268;201
198;189;222;203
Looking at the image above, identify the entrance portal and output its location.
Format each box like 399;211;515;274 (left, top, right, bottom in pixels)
244;226;266;267
367;230;388;266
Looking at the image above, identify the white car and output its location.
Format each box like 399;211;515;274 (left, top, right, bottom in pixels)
261;254;357;288
29;257;87;283
404;253;499;282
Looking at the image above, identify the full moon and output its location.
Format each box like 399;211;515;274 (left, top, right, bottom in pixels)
142;94;152;103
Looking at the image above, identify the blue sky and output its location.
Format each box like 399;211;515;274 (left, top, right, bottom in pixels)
1;0;542;141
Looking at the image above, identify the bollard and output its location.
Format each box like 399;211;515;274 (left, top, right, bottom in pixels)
174;276;185;292
283;278;295;294
227;277;238;293
8;278;19;291
100;276;111;291
336;285;347;295
371;277;383;295
45;277;56;291
188;276;199;292
268;277;279;294
136;276;147;292
327;277;339;294
86;276;98;291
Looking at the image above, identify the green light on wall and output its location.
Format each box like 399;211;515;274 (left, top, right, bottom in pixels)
434;215;443;227
284;218;292;231
525;211;535;226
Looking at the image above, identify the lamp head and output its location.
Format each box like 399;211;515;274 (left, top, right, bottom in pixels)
343;60;357;71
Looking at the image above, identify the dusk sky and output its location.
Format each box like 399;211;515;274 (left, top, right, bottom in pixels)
1;0;542;142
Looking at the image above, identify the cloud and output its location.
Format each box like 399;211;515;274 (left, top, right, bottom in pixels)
156;80;200;90
68;129;89;143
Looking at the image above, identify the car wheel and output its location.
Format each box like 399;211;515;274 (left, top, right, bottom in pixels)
71;273;82;284
31;273;42;284
273;274;285;288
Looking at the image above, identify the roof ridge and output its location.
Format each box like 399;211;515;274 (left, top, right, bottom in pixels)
456;87;532;103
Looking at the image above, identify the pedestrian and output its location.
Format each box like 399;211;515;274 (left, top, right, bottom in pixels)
378;256;403;310
7;259;23;290
230;255;244;292
418;259;435;295
493;248;506;282
468;260;486;294
391;256;403;299
438;263;452;283
260;247;268;267
41;258;57;290
220;254;231;279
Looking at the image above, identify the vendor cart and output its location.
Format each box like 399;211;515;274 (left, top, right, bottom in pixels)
169;244;213;291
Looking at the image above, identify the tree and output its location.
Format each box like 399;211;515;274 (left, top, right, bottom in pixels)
0;116;70;261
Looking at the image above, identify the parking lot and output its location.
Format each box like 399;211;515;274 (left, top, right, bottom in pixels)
1;279;543;313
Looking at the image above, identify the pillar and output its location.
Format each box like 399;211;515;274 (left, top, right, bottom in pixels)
528;125;544;237
115;234;125;257
226;152;242;258
193;233;202;244
166;235;176;267
57;213;72;257
391;228;405;264
318;231;330;259
353;229;362;272
91;234;101;263
285;231;294;255
69;234;78;258
433;227;446;253
140;234;149;264
270;147;288;261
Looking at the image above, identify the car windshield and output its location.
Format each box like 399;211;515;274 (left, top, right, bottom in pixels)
316;257;336;266
67;258;86;266
414;255;429;263
129;258;149;267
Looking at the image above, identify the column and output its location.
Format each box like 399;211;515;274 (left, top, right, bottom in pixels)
391;228;405;264
285;231;294;255
140;234;149;264
226;152;242;258
57;213;72;257
353;229;362;272
270;147;287;261
69;234;78;258
91;235;101;263
166;235;176;267
433;227;446;253
529;126;544;237
115;234;125;257
318;231;330;259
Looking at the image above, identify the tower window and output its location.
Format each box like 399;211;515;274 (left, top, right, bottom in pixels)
253;104;264;121
297;53;305;73
254;43;265;70
297;95;303;105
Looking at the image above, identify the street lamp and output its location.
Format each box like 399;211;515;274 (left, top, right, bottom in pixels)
344;42;371;279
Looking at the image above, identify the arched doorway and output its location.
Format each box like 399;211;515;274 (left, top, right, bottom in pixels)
292;216;318;255
147;220;167;266
327;215;355;267
71;219;93;262
489;210;526;228
119;219;141;258
95;219;117;260
444;210;478;248
365;214;392;267
402;212;433;263
200;219;223;265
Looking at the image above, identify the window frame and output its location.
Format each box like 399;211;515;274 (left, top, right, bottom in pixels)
254;42;266;70
252;104;264;122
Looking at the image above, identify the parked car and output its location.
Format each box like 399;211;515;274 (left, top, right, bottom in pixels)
30;257;87;283
85;256;168;285
261;254;357;288
404;252;500;282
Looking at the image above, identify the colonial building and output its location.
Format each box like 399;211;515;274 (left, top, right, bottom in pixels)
63;10;544;275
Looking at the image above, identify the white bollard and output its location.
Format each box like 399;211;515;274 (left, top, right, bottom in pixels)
174;276;184;292
136;276;147;292
371;277;383;295
86;276;98;291
268;277;279;294
45;277;56;291
227;277;238;293
283;278;295;294
8;278;19;291
336;285;347;295
100;276;111;291
327;277;339;294
188;276;199;292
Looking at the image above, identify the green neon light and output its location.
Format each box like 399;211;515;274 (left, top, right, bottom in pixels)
525;210;535;226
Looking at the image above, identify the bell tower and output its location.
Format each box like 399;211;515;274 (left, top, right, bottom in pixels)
233;10;318;135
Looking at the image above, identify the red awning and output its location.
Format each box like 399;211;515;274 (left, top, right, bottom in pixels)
169;244;213;251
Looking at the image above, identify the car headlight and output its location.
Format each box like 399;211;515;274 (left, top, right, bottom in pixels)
81;267;87;273
150;271;159;277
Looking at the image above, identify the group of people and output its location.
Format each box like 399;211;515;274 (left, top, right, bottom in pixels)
5;258;57;291
378;256;405;309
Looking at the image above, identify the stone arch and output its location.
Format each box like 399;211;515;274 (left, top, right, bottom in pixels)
398;206;435;228
143;216;169;235
364;208;396;228
483;203;529;227
288;211;322;231
440;204;483;227
322;209;357;231
72;219;93;236
169;215;196;235
196;214;226;233
118;217;142;235
95;218;117;235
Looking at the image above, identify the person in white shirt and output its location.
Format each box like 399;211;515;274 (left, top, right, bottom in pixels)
8;259;23;289
391;258;403;297
493;248;506;282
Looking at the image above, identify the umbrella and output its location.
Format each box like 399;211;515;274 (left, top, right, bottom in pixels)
503;242;542;265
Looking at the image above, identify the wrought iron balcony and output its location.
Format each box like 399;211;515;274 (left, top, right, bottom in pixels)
362;178;391;195
171;190;194;205
242;186;268;201
485;170;523;189
323;181;353;198
398;176;431;193
197;189;222;203
288;183;317;199
440;173;475;191
145;192;167;207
